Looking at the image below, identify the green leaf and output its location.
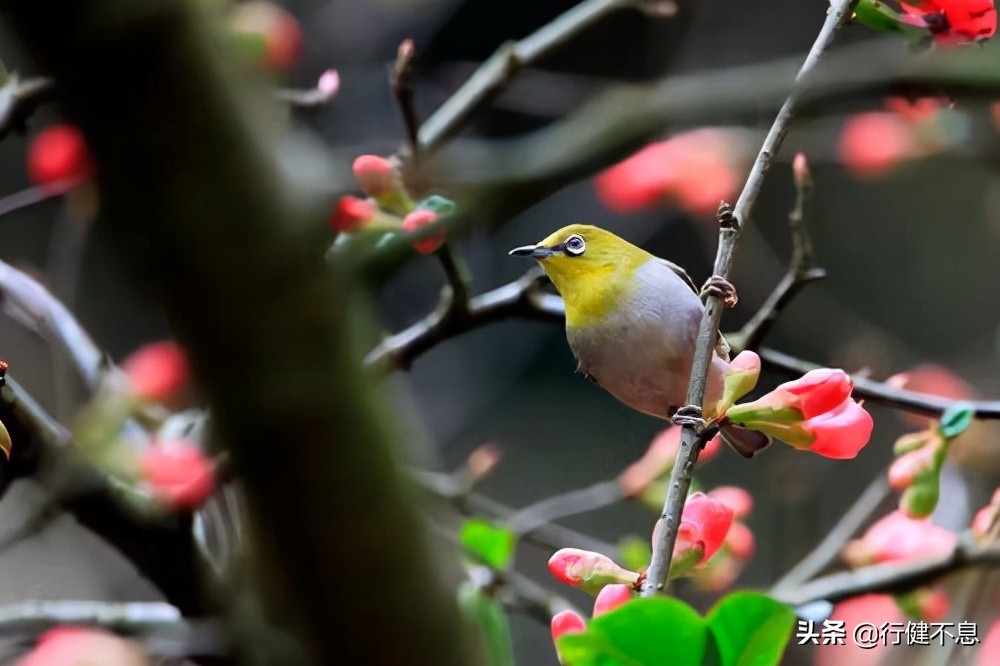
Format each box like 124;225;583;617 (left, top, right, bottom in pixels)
707;592;795;666
460;518;516;570
854;0;927;38
0;417;10;460
416;194;456;217
938;404;975;440
459;584;514;666
619;536;652;572
558;597;707;666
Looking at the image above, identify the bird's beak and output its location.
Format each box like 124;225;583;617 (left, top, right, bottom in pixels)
509;244;554;258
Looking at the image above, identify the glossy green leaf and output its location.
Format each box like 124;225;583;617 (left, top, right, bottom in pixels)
558;597;707;666
416;194;456;217
854;0;926;38
460;518;516;570
459;584;514;666
707;591;795;666
938;404;975;440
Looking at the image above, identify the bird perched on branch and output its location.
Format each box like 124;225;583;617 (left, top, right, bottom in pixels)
510;221;768;456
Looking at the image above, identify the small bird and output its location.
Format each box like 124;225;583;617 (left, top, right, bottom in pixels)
510;224;767;454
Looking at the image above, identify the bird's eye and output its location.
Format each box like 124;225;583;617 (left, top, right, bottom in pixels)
564;235;586;256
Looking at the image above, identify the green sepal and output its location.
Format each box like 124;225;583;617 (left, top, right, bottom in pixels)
854;0;928;39
459;583;515;666
416;194;457;217
373;190;416;217
459;518;517;570
938;404;975;440
667;545;704;580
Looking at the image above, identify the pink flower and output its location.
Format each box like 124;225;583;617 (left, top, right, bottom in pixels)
674;492;734;565
122;341;189;402
815;595;901;666
979;619;1000;666
550;610;586;640
838;112;916;179
140;440;215;510
316;69;340;101
352;155;397;196
707;486;753;520
594;129;746;217
592;584;632;617
805;398;875;460
329;196;375;232
887;364;974;427
547;548;639;596
843;510;956;566
899;0;996;44
230;1;303;71
618;426;719;498
402;209;446;254
16;627;146;666
27;125;94;190
724;369;873;459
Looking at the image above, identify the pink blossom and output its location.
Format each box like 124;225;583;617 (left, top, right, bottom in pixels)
844;510;956;566
140;440;215;510
707;486;753;520
402;209;446;254
838;112;916;179
329;196;375;232
547;548;639;596
804;398;875;460
674;492;734;564
27;125;94;189
16;627;147;666
352;155;397;196
122;341;189;402
592;584;632;617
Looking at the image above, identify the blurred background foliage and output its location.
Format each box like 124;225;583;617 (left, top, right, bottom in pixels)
1;0;999;664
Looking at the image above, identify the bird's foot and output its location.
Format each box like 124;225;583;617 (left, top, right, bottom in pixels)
670;404;705;432
700;275;738;308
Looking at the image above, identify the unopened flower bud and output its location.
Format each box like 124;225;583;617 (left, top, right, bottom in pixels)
547;548;639;596
27;125;95;190
140;440;215;510
352;155;398;196
593;584;632;617
329;196;375;232
792;152;811;188
402;209;446;254
122;341;189;402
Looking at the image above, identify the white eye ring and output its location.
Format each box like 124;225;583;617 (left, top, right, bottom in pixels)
564;234;586;256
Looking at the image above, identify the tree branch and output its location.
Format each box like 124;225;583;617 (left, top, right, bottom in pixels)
642;0;860;597
772;541;1000;608
729;154;826;353
759;347;1000;419
0;74;55;141
417;0;676;154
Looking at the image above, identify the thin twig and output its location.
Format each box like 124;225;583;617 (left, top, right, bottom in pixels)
759;347;1000;419
365;267;561;371
392;39;420;157
772;541;1000;607
0;258;106;390
771;473;891;593
0;74;55;141
506;479;623;535
729;154;826;353
642;0;860;597
0;177;88;218
417;0;674;153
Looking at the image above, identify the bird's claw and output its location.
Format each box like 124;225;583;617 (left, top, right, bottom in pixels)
700;275;738;308
671;404;705;432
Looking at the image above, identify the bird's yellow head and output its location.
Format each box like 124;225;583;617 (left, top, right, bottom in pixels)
509;224;652;325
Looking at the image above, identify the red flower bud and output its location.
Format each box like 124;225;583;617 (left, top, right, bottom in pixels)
140;440;215;510
547;548;639;596
592;584;632;617
843;510;956;567
899;0;996;45
231;1;302;71
888;442;938;490
352;155;398;196
674;492;734;565
803;398;874;460
402;209;446;254
707;486;753;520
122;341;189;402
550;610;586;641
780;368;855;419
838;112;916;179
329;196;375;232
27;125;94;189
792;152;811;188
17;627;146;666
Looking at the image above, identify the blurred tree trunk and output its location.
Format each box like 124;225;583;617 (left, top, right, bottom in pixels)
1;1;471;663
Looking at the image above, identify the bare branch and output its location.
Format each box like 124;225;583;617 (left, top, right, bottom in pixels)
0;258;106;390
642;0;860;597
773;541;1000;608
759;347;1000;419
729;154;826;353
392;39;420;157
0;74;55;141
417;0;675;153
506;480;624;536
771;473;891;593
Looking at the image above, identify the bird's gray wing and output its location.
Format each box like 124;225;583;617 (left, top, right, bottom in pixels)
654;258;731;361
